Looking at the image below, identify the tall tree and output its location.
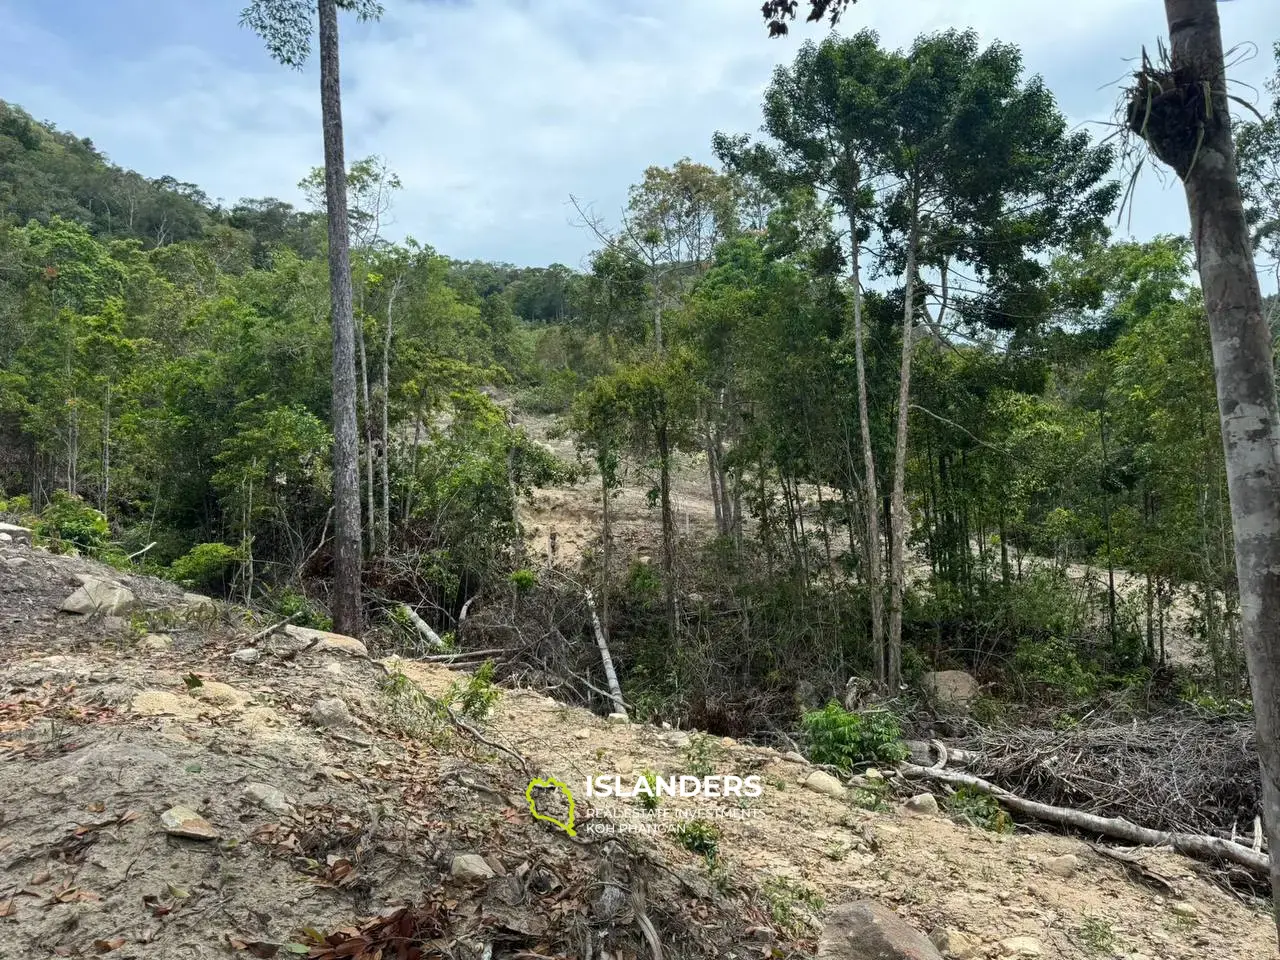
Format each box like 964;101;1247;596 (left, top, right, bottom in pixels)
758;0;1280;924
241;0;382;635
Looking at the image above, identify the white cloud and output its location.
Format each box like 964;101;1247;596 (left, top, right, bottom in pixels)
0;0;1276;277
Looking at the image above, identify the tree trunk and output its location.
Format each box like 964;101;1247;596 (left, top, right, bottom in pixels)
847;205;884;686
658;420;679;641
357;319;376;556
380;278;400;558
887;185;920;692
1155;0;1280;927
319;0;363;637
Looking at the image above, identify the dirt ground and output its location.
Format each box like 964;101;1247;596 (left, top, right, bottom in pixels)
1;535;1272;960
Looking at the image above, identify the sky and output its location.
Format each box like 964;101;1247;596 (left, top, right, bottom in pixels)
1;0;1278;275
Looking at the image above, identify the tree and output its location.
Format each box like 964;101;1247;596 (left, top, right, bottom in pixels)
241;0;382;635
758;0;1280;922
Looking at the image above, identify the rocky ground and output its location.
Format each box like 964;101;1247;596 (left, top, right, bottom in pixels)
0;531;1275;959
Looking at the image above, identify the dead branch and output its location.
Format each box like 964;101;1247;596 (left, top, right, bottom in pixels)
246;610;301;646
399;602;446;651
899;762;1270;876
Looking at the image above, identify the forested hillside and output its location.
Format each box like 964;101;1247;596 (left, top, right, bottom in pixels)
3;21;1280;854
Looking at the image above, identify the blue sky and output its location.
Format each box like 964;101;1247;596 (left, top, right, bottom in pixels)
2;0;1278;277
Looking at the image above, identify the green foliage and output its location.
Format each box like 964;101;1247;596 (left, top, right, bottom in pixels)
946;787;1014;834
34;491;109;553
167;541;243;591
634;770;662;811
681;734;723;778
445;660;501;721
1014;637;1099;701
672;818;720;859
1075;914;1117;956
264;585;332;630
802;703;909;772
760;877;824;939
508;568;536;594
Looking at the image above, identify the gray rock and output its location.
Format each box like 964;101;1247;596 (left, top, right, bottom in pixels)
904;793;940;816
61;578;137;616
243;782;294;816
803;770;848;799
140;633;173;651
230;648;261;664
783;750;809;764
5;556;30;569
160;805;219;840
0;522;32;544
450;853;495;882
284;624;368;657
929;928;980;959
1044;853;1079;878
818;901;942;959
606;712;629;725
1170;902;1198;920
183;592;217;611
309;697;352;728
921;670;980;709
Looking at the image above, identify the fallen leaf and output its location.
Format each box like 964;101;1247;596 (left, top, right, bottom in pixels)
0;898;14;917
93;936;126;952
87;801;105;814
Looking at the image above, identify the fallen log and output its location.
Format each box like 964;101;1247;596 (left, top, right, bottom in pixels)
584;587;627;718
898;761;1270;876
399;603;446;651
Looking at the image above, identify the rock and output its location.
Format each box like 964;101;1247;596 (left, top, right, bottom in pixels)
614;756;636;775
721;736;737;748
140;633;173;652
309;697;352;728
803;770;848;799
996;937;1043;958
243;782;294;816
922;670;979;709
190;681;249;709
183;592;217;611
101;615;128;634
1170;902;1198;919
5;556;29;569
662;730;692;748
590;883;628;922
61;578;137;616
450;853;495;882
283;624;368;657
0;532;10;542
573;728;591;741
160;805;219;840
783;750;809;764
0;522;32;544
864;768;883;781
904;793;940;816
929;928;980;959
818;901;942;959
230;648;261;664
1044;853;1079;878
606;712;629;725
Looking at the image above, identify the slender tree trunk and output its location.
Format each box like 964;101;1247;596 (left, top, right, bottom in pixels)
847;204;884;686
658;420;679;641
1154;0;1280;926
887;185;921;692
357;320;376;556
380;279;399;558
101;381;110;516
319;0;362;636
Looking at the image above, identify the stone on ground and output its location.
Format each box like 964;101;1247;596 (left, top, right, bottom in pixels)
450;853;495;881
61;578;137;616
818;901;942;959
997;937;1043;958
284;624;368;657
1044;852;1079;878
921;670;979;709
0;522;32;544
183;592;217;611
243;782;294;816
309;697;353;728
160;805;219;840
904;793;940;816
803;770;847;799
141;633;173;651
929;927;980;959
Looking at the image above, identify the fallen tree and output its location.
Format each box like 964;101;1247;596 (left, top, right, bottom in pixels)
899;761;1270;876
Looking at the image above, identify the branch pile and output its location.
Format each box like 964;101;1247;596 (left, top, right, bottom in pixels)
953;707;1259;839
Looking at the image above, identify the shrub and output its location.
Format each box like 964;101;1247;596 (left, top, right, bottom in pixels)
1013;637;1099;700
802;702;909;772
673;818;720;859
946;786;1013;833
168;541;243;592
508;568;536;594
34;491;109;553
445;660;501;720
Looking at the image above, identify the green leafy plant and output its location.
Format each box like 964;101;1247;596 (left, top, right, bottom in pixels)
635;769;662;811
168;541;244;591
802;703;908;772
1075;914;1117;956
445;660;501;720
34;491;109;553
673;818;720;860
850;778;891;812
508;568;536;594
946;786;1013;833
681;734;722;778
760;877;824;939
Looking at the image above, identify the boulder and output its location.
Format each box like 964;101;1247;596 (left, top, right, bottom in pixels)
1043;853;1079;878
183;592;217;611
140;633;173;652
243;782;294;816
818;901;942;959
160;805;219;840
803;770;848;800
61;578;137;616
606;712;630;725
284;624;368;658
904;793;940;816
996;937;1043;958
783;750;809;764
230;648;261;664
4;556;29;569
451;853;495;882
309;697;352;728
0;522;32;544
929;928;980;959
922;671;979;709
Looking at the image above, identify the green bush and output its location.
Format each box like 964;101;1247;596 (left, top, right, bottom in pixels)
802;702;909;772
266;585;331;630
946;786;1013;833
35;491;109;552
673;818;720;859
1013;637;1099;700
508;568;536;594
446;660;501;720
168;541;243;591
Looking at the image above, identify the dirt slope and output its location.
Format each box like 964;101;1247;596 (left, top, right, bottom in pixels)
0;536;1273;959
